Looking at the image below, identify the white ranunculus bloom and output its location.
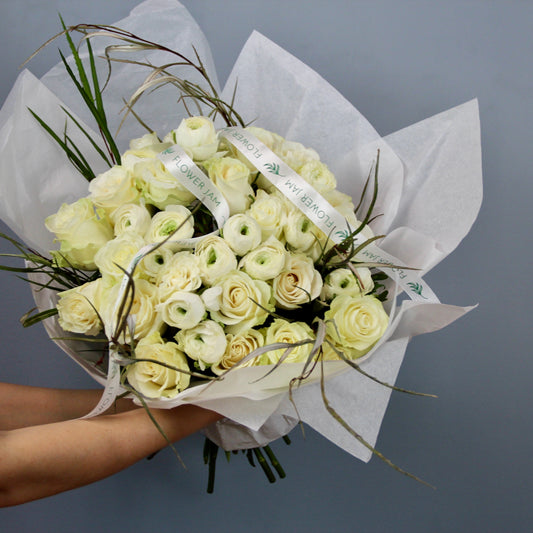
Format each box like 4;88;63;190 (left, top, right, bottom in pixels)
297;159;337;193
247;189;286;241
111;202;152;237
211;329;265;375
157;291;206;330
165;116;219;161
283;207;318;253
126;331;190;399
263;319;315;365
56;279;103;336
195;235;237;285
138;243;175;282
239;235;288;281
175;320;227;370
324;294;389;358
321;267;374;301
145;204;195;245
222;214;262;256
273;253;323;309
156;251;202;301
278;139;319;170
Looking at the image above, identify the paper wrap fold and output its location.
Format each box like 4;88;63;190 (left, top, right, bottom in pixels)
0;0;482;461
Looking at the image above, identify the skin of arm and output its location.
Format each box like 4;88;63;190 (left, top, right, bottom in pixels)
0;383;222;507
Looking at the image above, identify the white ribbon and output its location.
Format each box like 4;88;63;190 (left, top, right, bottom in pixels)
220;127;438;303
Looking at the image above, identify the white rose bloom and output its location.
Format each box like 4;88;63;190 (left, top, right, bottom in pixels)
129;132;160;151
126;331;190;398
321;267;374;301
111;203;152;237
145;205;194;245
278;139;319;170
263;319;315;365
157;291;206;330
247;189;285;240
156;251;202;301
165;116;219;161
204;156;253;215
222;214;262;256
273;253;323;309
175;320;227;370
239;236;288;281
56;279;103;336
211;329;265;375
45;197;113;270
134;158;196;209
297;160;337;194
88;165;140;212
195;235;238;286
208;270;274;334
94;230;146;281
138;243;175;283
325;294;389;358
121;135;172;171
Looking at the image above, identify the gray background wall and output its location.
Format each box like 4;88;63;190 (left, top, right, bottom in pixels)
1;1;531;531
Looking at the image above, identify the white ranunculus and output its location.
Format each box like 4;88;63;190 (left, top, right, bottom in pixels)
126;331;190;398
297;160;337;193
175;320;227;370
88;165;140;212
203;156;253;215
94;230;146;281
239;236;288;281
324;294;389;358
111;202;152;237
156;251;202;301
165;116;219;161
121;134;172;171
321;267;374;301
222;214;262;256
157;291;206;330
134;158;196;209
195;235;237;286
145;205;194;245
247;189;286;240
273;253;323;309
56;279;103;336
45;197;113;270
208;270;274;334
278;139;319;170
138;243;175;282
211;329;265;375
283;206;318;253
263;319;315;365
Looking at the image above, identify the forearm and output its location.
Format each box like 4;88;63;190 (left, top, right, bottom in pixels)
0;383;134;429
0;404;221;507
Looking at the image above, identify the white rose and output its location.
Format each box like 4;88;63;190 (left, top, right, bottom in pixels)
45;197;113;270
126;331;190;398
137;243;175;282
222;214;262;256
278;139;319;170
239;236;288;281
156;251;202;301
273;253;323;309
247;189;285;240
203;156;253;215
145;205;195;245
297;160;336;193
134;158;196;209
56;279;103;336
166;116;219;161
321;267;374;300
324;294;389;358
157;291;206;330
94;230;146;281
121;134;172;171
211;329;265;375
208;270;274;334
111;202;152;237
88;165;140;212
175;320;227;370
195;235;238;286
263;319;315;365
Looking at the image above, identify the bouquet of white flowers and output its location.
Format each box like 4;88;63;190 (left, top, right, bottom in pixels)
0;0;482;490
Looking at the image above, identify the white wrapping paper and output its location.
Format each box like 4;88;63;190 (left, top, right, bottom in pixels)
0;0;482;461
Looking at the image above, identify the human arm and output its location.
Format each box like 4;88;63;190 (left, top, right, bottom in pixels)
0;384;222;507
